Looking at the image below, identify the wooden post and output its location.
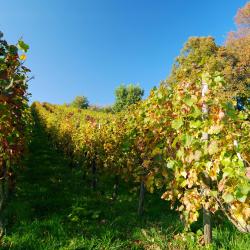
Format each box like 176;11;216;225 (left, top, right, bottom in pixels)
202;79;212;245
138;178;145;216
203;207;212;243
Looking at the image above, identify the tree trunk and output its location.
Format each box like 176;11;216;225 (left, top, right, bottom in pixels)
138;179;145;216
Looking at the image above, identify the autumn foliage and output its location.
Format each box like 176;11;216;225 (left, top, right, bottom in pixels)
33;70;250;233
0;34;32;205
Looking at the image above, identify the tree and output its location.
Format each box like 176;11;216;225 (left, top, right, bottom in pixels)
166;37;218;85
113;84;144;112
71;96;89;109
89;104;113;113
166;36;248;103
166;3;250;108
226;2;250;50
226;2;250;108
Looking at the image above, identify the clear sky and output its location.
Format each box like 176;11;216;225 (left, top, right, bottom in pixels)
0;0;248;106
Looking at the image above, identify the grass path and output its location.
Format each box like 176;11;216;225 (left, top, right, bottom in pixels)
1;124;250;250
1;124;178;249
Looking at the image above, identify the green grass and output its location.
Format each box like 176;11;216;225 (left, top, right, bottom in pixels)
1;124;249;249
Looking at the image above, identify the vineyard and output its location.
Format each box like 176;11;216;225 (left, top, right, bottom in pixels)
1;2;250;249
0;68;250;250
31;73;250;236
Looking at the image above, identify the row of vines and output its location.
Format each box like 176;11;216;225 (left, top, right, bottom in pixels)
33;72;250;244
0;33;31;236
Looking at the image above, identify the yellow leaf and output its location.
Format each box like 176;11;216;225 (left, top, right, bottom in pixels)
208;140;218;155
20;54;26;60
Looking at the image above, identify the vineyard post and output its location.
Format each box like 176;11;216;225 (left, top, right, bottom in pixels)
138;176;145;216
202;79;212;244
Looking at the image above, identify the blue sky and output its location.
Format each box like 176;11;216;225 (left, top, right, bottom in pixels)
0;0;247;106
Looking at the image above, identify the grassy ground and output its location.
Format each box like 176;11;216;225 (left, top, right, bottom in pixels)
1;124;249;249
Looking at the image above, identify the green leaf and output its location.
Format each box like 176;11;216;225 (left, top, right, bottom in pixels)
181;180;187;187
121;141;130;152
221;157;231;167
214;75;224;83
237;159;245;168
222;193;234;203
189;105;201;118
235;190;247;203
171;119;183;130
210;190;218;197
18;40;29;53
190;120;202;128
183;95;197;107
151;147;162;157
223;167;234;177
172;136;179;148
238;184;250;195
182;134;193;147
237;195;247;203
167;160;175;169
224;102;237;120
183;97;193;106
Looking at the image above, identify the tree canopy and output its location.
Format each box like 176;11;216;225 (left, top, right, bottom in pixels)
166;11;249;106
71;96;89;109
113;84;144;112
226;2;250;105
